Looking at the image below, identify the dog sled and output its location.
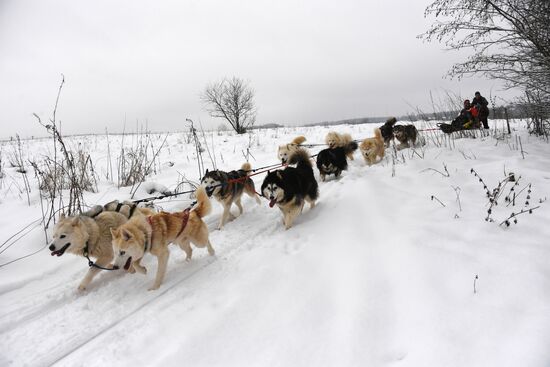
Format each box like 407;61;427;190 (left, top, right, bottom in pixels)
437;107;481;134
437;121;481;134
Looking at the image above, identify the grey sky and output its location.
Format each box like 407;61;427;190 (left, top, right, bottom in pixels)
0;0;517;138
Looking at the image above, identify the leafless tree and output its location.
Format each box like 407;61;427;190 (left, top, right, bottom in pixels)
420;0;550;134
202;77;256;134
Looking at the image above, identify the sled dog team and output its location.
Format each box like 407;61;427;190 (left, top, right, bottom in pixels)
49;118;419;290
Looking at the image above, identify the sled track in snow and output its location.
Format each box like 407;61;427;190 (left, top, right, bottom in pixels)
0;213;251;336
5;173;337;365
47;208;276;366
50;255;218;365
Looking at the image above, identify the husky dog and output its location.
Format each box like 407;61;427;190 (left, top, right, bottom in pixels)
316;142;358;181
201;162;261;229
111;187;214;291
278;136;306;164
325;131;355;160
359;128;385;165
49;211;128;290
261;149;318;230
83;201;156;219
379;117;397;147
103;200;156;218
393;124;418;148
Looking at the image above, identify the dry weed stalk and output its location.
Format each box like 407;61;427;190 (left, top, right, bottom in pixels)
116;127;165;193
32;75;98;228
471;168;541;226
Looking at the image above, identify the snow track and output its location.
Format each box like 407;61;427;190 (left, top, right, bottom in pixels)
1;204;274;366
1;122;550;366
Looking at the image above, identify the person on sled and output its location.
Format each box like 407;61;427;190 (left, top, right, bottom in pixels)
451;99;480;130
471;91;489;129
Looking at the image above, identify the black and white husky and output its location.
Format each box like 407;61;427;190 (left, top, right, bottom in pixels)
316;142;358;181
201;162;261;229
261;148;318;229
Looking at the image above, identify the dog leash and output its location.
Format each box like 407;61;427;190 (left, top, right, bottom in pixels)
417;128;443;132
300;143;327;147
244;161;287;172
124;153;319;205
82;242;118;271
132;187;200;204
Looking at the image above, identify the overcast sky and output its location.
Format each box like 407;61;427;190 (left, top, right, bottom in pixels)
0;0;517;138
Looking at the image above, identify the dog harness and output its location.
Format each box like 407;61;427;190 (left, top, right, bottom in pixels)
217;170;247;199
128;204;137;218
90;208;102;218
145;216;154;252
145;209;190;252
175;208;190;238
115;202;138;218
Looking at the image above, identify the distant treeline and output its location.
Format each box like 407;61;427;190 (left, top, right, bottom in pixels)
271;103;539;129
403;103;541;123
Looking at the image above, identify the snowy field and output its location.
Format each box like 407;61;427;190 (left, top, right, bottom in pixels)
1;119;549;367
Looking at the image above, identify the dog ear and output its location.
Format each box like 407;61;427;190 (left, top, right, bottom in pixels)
60;213;66;220
121;229;132;241
71;217;81;227
276;171;283;180
205;168;209;175
110;227;118;238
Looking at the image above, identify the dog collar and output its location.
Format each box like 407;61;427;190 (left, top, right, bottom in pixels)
83;241;117;271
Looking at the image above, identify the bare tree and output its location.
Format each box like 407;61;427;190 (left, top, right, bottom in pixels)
202;77;256;134
420;0;550;134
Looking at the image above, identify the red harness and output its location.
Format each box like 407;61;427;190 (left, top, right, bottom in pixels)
175;208;190;238
146;216;154;251
145;209;190;251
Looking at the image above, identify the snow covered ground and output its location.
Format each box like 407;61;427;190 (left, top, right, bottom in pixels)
1;120;549;367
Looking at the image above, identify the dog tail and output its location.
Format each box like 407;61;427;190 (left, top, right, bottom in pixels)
342;133;353;145
344;141;358;155
241;162;252;172
374;128;383;141
386;117;397;126
291;136;306;145
193;186;212;218
288;148;312;169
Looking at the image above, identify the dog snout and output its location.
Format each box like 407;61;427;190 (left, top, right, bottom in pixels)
48;244;55;251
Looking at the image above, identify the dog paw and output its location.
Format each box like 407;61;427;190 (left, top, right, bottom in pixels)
77;284;87;291
148;284;160;291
